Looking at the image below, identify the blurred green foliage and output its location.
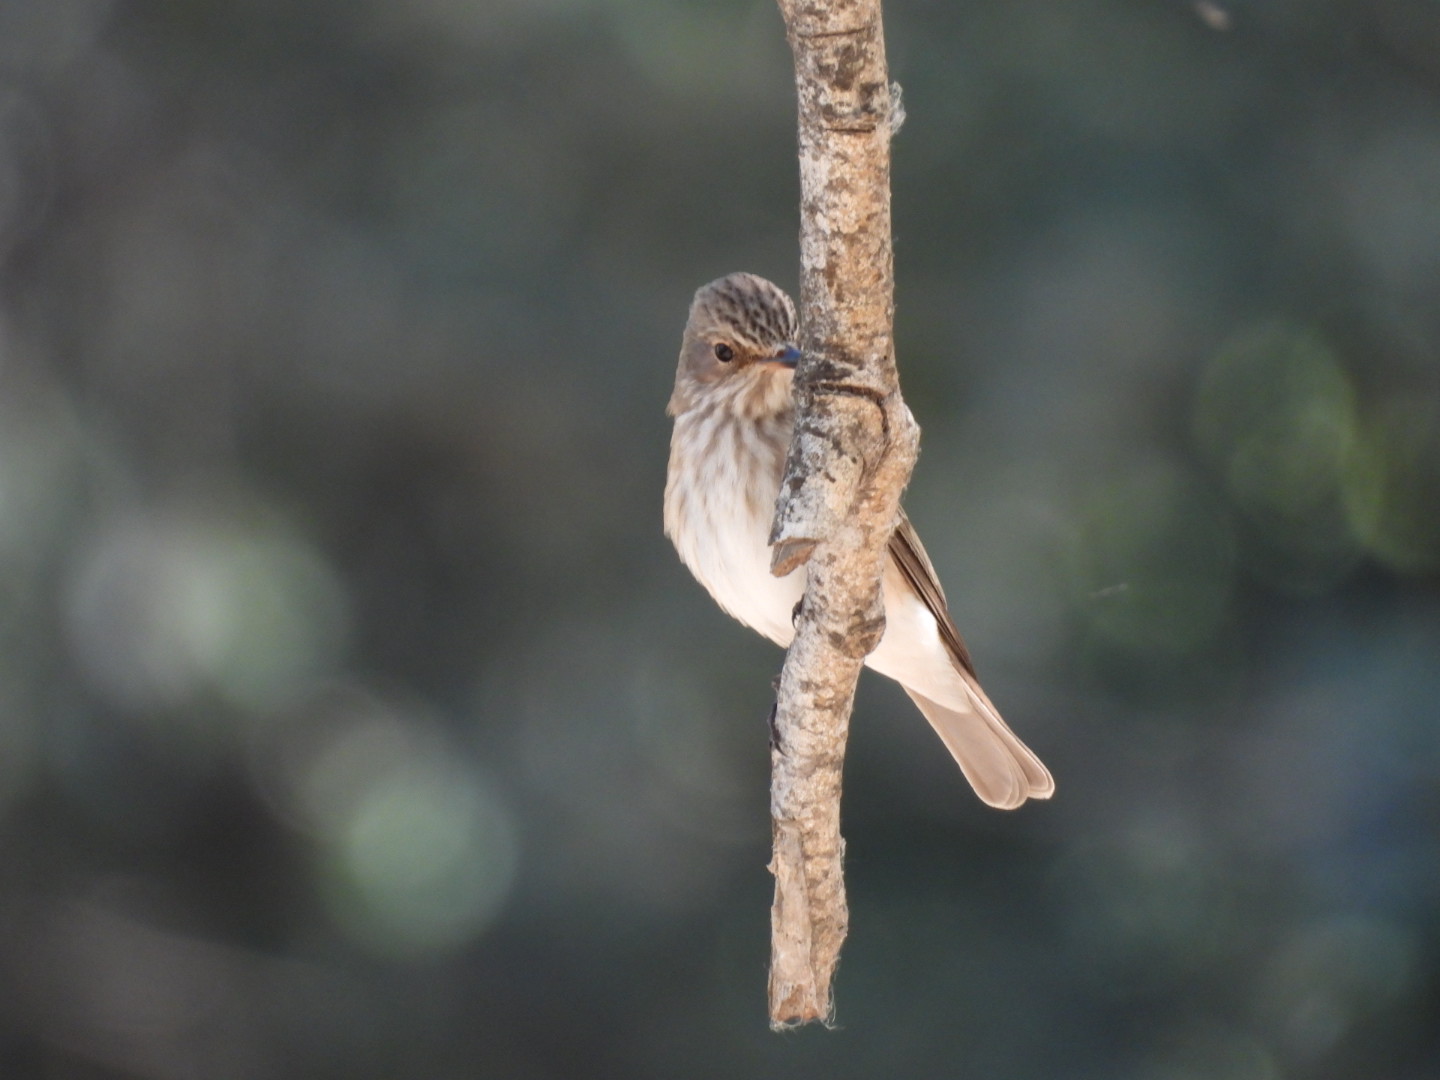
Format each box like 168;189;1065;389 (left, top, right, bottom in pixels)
0;0;1437;1077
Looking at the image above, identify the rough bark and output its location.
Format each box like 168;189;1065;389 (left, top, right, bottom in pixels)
767;0;917;1029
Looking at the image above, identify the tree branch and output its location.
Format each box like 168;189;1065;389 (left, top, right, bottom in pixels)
767;0;917;1029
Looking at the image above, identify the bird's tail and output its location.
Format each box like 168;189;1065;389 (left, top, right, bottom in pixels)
902;685;1054;810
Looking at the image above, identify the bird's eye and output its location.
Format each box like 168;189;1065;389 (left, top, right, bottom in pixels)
713;342;735;363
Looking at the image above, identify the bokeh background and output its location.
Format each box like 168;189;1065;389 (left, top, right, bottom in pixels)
0;0;1438;1076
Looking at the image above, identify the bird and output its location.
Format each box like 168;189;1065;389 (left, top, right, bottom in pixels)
663;272;1054;809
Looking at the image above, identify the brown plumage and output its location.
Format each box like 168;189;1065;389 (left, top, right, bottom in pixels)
664;272;1053;809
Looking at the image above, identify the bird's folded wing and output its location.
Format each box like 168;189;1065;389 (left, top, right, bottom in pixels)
887;510;975;676
887;511;1055;807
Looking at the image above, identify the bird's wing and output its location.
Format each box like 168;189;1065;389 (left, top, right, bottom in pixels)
887;510;1055;807
887;510;976;677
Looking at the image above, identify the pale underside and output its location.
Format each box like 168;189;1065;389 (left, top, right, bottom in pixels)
665;398;1053;809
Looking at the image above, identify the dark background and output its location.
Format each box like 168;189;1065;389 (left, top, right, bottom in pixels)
1;0;1438;1077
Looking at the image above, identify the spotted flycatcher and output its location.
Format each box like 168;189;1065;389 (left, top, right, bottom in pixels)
664;272;1053;809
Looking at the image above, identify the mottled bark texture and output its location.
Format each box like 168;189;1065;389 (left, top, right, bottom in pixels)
767;0;917;1029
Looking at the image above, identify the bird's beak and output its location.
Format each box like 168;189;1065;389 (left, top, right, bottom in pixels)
764;345;802;369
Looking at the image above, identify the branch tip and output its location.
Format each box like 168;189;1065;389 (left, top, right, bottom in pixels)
770;537;819;577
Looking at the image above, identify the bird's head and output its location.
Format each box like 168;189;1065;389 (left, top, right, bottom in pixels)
669;272;800;419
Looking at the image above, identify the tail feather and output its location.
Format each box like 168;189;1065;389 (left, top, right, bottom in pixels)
903;687;1054;810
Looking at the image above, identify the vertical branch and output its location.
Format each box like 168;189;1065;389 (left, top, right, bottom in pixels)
767;0;917;1028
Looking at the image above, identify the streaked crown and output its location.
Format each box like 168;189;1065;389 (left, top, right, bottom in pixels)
669;273;799;418
686;272;797;353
